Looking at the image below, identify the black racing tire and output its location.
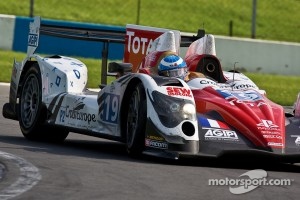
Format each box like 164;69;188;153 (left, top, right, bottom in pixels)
18;63;68;142
126;83;147;157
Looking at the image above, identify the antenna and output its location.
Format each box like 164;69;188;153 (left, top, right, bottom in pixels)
201;22;206;75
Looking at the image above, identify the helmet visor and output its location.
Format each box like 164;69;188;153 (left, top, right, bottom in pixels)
160;68;188;78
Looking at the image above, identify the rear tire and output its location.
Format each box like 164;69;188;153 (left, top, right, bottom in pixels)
126;83;147;157
19;64;68;142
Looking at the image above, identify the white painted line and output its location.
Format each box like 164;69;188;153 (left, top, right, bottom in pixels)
88;88;101;92
0;151;42;200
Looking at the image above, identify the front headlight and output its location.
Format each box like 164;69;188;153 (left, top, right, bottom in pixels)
149;90;196;128
182;103;196;119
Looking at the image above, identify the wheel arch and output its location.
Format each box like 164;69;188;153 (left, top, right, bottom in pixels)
119;77;145;141
18;60;41;98
18;61;49;120
14;61;38;118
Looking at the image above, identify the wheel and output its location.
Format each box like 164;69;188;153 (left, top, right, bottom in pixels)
19;64;68;142
126;83;147;157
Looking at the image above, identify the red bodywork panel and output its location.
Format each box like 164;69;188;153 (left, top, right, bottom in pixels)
192;87;285;149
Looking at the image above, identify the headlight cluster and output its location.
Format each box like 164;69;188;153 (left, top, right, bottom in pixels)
150;91;196;128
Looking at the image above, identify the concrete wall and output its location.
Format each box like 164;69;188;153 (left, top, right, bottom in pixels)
214;36;300;75
0;15;15;50
1;14;299;75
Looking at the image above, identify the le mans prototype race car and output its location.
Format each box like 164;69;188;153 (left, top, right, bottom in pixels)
2;17;300;162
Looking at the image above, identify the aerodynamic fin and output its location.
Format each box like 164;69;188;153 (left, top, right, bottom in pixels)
185;34;216;59
27;16;40;57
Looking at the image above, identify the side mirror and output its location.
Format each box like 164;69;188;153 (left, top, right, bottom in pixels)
108;62;132;78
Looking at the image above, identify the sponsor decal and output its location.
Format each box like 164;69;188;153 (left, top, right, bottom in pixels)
199;79;217;86
147;135;165;141
60;99;96;124
126;31;153;55
291;135;300;146
257;120;280;132
231;83;256;90
28;34;38;47
52;67;57;72
199;117;229;129
218;90;263;102
145;139;168;149
227;99;267;107
257;120;279;128
70;61;84;67
263;135;282;139
267;142;283;147
124;26;180;72
98;93;120;124
124;29;161;72
73;70;81;79
55;76;61;87
166;87;192;97
204;128;239;141
260;130;281;135
295;137;300;146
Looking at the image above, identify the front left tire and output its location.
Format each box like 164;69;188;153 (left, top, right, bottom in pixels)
19;63;68;142
126;83;147;157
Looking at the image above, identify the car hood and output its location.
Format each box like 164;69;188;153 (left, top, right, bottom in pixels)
192;85;286;150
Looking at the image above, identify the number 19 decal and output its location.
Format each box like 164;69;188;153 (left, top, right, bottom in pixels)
99;94;119;123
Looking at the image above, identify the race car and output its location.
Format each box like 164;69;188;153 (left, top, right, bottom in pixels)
133;28;300;162
2;17;199;158
2;17;300;162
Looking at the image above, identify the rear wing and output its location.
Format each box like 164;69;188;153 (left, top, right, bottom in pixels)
27;16;203;84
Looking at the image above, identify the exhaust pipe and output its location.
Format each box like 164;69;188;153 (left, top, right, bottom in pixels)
206;63;216;73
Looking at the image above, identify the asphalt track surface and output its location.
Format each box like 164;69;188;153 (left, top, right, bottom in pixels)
0;83;299;200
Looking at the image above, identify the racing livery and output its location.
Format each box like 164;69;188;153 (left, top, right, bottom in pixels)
2;17;300;162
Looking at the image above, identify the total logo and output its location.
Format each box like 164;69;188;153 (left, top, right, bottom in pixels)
126;31;154;55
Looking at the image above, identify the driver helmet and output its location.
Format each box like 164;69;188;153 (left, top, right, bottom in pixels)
158;55;188;80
